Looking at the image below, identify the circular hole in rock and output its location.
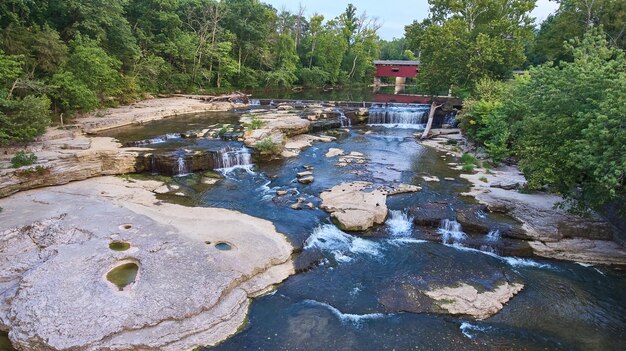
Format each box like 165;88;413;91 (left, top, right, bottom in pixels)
204;241;212;245
119;224;133;230
106;262;139;291
109;241;131;251
215;242;232;251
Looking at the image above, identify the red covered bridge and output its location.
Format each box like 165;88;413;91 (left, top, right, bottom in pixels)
373;60;420;85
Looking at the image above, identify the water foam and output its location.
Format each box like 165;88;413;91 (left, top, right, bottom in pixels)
303;300;386;327
449;243;555;269
486;229;501;242
304;225;381;263
386;210;414;237
213;146;253;174
438;219;467;244
460;322;490;339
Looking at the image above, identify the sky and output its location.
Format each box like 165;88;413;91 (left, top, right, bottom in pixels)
261;0;560;40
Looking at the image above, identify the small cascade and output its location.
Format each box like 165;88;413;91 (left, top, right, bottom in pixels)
304;224;381;263
249;99;261;106
336;110;352;128
386;210;413;237
486;229;501;242
437;219;467;244
444;111;458;127
174;156;189;177
368;104;430;128
150;155;158;175
213;145;253;173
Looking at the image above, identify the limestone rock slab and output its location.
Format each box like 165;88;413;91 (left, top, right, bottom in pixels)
0;177;294;351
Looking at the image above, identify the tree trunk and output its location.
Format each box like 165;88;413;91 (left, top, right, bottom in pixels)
421;102;443;139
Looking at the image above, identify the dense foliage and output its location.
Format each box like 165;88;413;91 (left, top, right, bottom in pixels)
0;1;381;144
458;30;626;212
405;0;535;95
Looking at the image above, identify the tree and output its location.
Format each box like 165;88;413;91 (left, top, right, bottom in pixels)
530;0;626;65
512;29;626;212
409;0;535;94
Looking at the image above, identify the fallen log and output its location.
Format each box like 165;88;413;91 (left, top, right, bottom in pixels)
420;101;443;139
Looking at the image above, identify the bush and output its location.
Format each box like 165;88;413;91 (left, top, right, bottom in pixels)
511;29;626;212
297;67;331;87
254;137;282;156
458;78;512;163
460;153;480;173
11;151;37;168
246;116;266;130
50;71;98;113
0;95;51;144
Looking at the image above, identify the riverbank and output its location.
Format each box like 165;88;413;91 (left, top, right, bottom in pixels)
0;94;250;198
418;129;626;266
0;176;294;351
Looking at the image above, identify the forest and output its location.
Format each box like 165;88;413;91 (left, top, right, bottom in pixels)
0;0;624;213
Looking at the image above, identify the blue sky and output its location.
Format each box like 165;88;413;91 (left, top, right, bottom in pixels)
262;0;560;40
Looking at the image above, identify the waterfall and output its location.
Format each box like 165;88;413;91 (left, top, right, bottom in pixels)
249;99;261;106
444;111;458;127
336;110;352;128
150;155;158;175
368;104;430;128
437;219;467;244
386;210;413;237
213;145;253;172
174;156;189;177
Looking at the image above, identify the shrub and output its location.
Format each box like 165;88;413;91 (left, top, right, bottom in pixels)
0;95;51;144
11;151;38;168
297;67;331;87
246;116;266;130
255;137;282;156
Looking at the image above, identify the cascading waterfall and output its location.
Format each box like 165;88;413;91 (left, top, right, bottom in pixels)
174;156;189;177
386;210;413;237
368;104;430;128
336;110;352;128
213;145;253;172
249;99;261;106
437;219;467;244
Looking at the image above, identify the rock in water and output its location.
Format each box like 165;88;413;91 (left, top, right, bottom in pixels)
0;177;294;351
298;176;315;184
320;182;388;231
424;282;524;320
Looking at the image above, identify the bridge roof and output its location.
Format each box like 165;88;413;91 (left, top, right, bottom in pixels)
374;60;420;66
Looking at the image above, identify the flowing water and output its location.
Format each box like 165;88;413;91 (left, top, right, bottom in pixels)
368;103;430;129
92;105;625;351
212;145;253;173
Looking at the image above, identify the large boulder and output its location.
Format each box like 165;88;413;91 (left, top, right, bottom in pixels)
0;177;294;351
424;282;524;320
320;182;388;231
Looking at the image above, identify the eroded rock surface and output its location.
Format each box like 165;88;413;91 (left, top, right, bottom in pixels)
425;282;524;320
320;182;387;231
0;137;142;198
0;177;294;351
319;182;421;231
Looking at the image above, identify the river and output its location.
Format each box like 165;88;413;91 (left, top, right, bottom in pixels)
88;99;626;350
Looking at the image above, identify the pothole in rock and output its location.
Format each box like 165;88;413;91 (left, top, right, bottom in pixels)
215;242;234;251
119;224;133;230
109;241;131;251
106;262;139;291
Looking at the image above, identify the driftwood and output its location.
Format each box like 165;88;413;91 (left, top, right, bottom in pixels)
420;101;443;139
174;91;250;103
421;129;461;140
